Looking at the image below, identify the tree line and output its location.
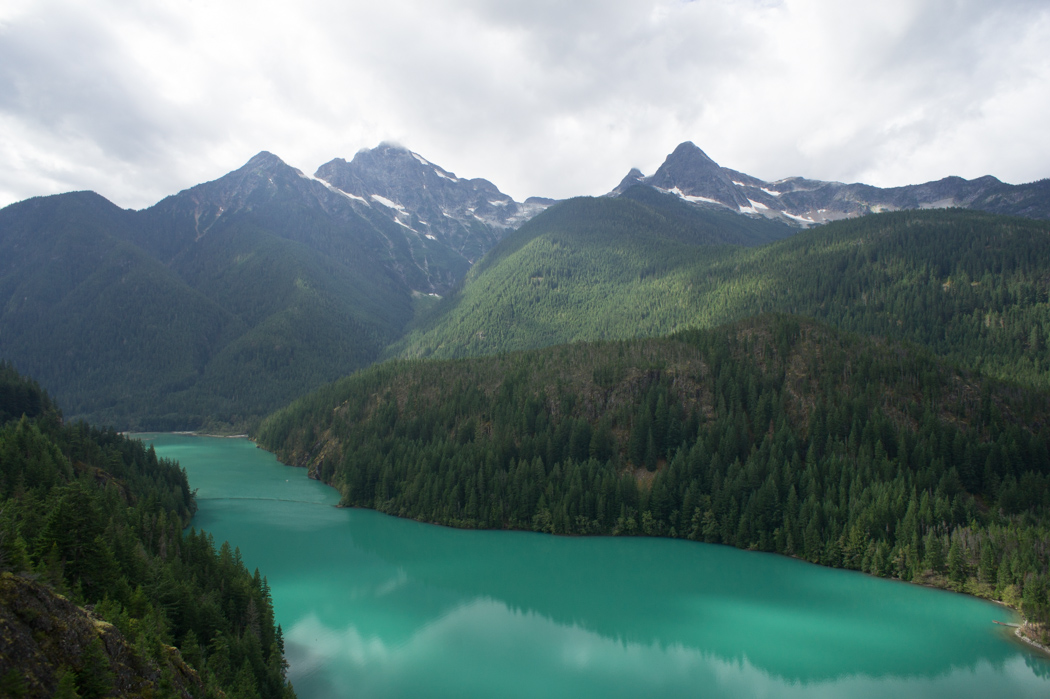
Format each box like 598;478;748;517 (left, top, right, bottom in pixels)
0;360;295;699
260;315;1050;644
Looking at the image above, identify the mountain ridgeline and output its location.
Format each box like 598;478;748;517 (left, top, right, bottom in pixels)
0;362;295;699
393;187;795;357
259;315;1050;641
0;145;535;430
398;207;1050;393
2;140;1049;430
611;141;1050;225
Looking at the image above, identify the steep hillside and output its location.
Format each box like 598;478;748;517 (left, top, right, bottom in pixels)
0;572;203;699
0;146;537;430
0;362;295;699
260;315;1050;643
399;208;1050;392
394;191;795;358
315;142;549;276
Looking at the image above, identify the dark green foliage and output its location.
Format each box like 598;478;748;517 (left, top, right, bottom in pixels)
51;668;79;699
399;209;1050;398
0;670;26;699
74;637;112;699
0;186;415;431
0;362;56;425
396;193;793;357
262;315;1050;639
0;365;295;699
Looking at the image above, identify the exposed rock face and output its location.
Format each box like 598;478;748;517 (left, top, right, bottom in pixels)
0;572;203;698
315;143;551;281
612;141;1050;226
142;144;550;295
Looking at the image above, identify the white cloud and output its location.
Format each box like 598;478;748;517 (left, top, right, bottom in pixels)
0;0;1048;209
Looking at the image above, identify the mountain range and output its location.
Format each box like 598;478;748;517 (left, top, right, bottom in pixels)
611;142;1050;225
1;140;1048;428
0;144;537;428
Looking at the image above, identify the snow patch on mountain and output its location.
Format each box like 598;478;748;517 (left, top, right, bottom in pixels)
371;194;407;213
659;186;725;207
297;170;369;204
783;211;817;225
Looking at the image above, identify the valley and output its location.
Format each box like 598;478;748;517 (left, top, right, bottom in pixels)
2;141;1047;431
148;433;1050;698
2;140;1050;696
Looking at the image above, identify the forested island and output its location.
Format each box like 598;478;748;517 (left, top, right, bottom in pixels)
0;362;295;699
260;314;1050;648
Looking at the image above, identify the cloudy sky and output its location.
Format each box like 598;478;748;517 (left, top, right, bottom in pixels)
1;0;1048;209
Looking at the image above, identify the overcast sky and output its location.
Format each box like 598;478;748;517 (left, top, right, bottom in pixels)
1;0;1048;209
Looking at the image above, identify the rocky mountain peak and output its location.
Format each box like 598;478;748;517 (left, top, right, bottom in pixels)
666;141;718;167
243;150;288;170
644;142;751;210
610;168;647;196
158;150;310;218
314;144;550;263
608;142;1050;226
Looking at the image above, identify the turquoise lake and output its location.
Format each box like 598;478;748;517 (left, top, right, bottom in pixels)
143;433;1050;698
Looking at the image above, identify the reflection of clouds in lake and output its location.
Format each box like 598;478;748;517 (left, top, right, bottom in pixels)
287;614;391;668
375;569;409;597
283;599;1050;698
161;436;1050;698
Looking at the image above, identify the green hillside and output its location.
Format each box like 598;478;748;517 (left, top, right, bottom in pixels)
397;207;1050;392
0;185;413;430
259;315;1050;643
394;191;795;357
0;362;295;698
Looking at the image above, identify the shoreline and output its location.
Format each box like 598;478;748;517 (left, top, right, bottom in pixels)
150;431;1050;660
128;430;250;439
1016;626;1050;657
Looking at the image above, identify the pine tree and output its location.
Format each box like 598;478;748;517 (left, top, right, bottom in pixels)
75;636;113;699
947;540;966;584
924;532;945;574
53;667;80;699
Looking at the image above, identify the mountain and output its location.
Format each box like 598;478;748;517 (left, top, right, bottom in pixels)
397;207;1050;394
393;187;796;358
315;142;550;287
0;146;540;429
142;145;542;295
3;140;1049;429
612;141;1050;225
260;314;1050;642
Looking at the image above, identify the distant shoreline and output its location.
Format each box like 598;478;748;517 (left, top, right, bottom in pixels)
127;431;250;439
142;430;1050;660
174;431;250;439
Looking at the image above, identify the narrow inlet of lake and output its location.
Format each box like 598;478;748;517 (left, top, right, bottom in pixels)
143;434;1050;698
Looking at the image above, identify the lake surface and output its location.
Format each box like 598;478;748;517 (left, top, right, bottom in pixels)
144;433;1050;698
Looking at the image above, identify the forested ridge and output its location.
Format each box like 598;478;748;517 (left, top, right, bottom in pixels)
261;315;1050;645
0;362;295;699
398;207;1050;394
0;177;415;432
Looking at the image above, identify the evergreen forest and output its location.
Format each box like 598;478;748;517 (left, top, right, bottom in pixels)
0;362;296;699
260;315;1050;645
398;206;1050;395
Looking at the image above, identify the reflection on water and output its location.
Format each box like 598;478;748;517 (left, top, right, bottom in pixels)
144;434;1050;698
